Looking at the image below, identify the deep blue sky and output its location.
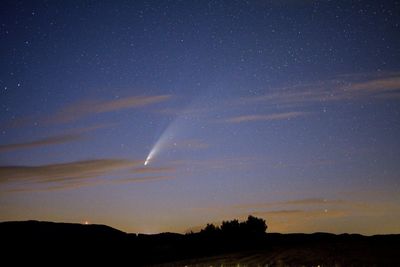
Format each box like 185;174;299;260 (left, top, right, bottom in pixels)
1;0;400;234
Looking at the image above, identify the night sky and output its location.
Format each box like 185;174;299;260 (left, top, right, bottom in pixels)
1;0;400;235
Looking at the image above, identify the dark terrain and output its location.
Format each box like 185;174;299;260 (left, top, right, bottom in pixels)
1;220;399;266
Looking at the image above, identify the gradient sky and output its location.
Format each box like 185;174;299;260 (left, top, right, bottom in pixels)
1;0;400;235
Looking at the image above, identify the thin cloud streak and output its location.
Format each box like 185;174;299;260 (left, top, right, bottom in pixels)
345;76;400;93
0;159;139;184
258;209;303;215
282;198;344;205
253;209;347;219
0;159;178;192
46;94;171;124
5;175;176;193
226;111;308;123
241;73;400;108
3;95;171;129
232;198;344;210
0;123;115;153
5;179;106;193
0;134;81;153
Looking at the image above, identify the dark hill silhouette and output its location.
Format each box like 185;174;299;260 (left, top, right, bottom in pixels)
0;220;126;240
1;218;399;266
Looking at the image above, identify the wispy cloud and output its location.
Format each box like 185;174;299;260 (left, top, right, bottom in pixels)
222;73;400;124
235;195;400;233
232;197;344;210
3;95;171;129
251;200;399;233
45;95;171;124
6;175;176;193
225;111;308;123
5;179;107;193
254;208;347;220
345;75;400;93
242;72;400;108
0;134;81;153
0;123;114;153
282;198;344;205
0;159;138;185
0;159;178;192
186;194;400;234
257;209;303;215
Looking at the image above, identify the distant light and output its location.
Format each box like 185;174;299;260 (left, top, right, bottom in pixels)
84;221;89;225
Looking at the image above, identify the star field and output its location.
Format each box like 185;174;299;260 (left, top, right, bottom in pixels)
0;0;399;234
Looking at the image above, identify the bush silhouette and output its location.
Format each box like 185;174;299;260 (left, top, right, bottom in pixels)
243;215;267;235
199;215;267;239
221;219;240;235
201;223;219;235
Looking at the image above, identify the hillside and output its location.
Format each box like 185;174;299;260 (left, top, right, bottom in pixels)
1;220;399;266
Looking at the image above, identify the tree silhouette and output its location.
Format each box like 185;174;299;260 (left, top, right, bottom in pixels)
199;215;267;238
242;215;267;235
200;223;219;235
221;219;240;235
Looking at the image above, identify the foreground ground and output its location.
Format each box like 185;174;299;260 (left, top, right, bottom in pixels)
1;221;398;266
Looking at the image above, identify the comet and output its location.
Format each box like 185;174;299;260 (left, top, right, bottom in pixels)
143;128;174;166
144;99;201;166
144;149;155;166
